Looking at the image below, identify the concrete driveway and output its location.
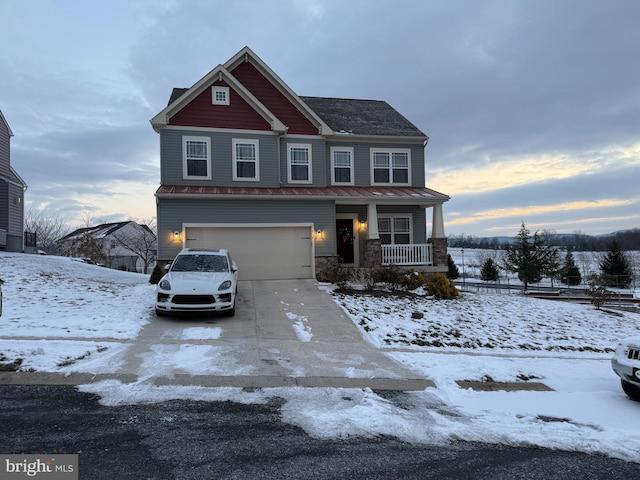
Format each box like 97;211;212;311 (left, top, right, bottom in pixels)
130;279;430;391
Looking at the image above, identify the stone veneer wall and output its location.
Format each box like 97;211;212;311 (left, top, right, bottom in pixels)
315;255;339;281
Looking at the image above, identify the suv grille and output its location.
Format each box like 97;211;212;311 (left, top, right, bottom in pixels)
172;295;215;305
628;348;640;360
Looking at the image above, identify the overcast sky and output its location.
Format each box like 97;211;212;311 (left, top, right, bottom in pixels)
1;0;639;237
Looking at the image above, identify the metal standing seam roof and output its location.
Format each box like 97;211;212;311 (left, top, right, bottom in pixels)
155;185;449;203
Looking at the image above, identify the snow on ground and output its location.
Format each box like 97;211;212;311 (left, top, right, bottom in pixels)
1;251;640;462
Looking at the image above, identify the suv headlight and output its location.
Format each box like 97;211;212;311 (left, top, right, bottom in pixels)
219;280;232;291
159;279;171;290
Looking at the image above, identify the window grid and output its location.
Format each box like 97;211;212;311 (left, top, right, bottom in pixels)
331;147;354;185
371;149;410;185
233;139;259;181
378;215;412;245
288;144;312;183
183;136;211;179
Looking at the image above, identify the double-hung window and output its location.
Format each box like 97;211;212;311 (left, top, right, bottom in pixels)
371;149;410;185
233;139;259;181
288;144;312;183
378;215;411;245
331;147;354;185
183;136;211;179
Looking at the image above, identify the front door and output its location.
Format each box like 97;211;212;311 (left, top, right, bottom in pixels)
336;218;354;263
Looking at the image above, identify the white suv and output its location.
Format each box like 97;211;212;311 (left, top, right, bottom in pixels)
611;336;640;401
156;248;238;316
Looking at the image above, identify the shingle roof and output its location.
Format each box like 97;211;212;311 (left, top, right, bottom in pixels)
300;97;427;138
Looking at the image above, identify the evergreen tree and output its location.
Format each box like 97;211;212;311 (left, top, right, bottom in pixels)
447;254;460;279
560;250;582;286
480;258;500;281
503;222;559;290
599;240;632;288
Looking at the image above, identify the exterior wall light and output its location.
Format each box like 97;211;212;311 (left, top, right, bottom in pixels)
315;229;323;239
359;220;367;231
173;230;180;241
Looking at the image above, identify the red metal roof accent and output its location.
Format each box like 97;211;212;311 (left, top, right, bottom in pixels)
155;185;449;202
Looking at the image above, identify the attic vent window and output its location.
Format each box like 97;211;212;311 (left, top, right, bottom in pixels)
212;86;229;105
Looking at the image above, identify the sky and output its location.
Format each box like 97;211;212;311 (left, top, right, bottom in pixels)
2;251;640;462
1;0;639;237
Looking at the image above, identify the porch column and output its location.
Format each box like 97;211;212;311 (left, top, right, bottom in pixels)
364;202;381;268
366;202;379;239
431;203;447;267
432;203;446;238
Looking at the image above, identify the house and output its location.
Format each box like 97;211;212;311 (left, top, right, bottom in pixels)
56;221;157;273
0;109;28;252
151;47;450;281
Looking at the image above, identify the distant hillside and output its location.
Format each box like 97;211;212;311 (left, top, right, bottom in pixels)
448;228;640;251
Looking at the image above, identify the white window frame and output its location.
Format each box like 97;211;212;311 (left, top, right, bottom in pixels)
287;143;312;184
182;136;211;180
330;147;354;185
370;148;411;185
377;214;413;245
232;139;260;181
212;86;230;105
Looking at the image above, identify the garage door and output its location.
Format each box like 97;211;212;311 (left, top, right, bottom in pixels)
185;225;314;280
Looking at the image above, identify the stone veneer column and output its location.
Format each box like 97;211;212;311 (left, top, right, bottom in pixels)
364;239;382;268
430;237;448;267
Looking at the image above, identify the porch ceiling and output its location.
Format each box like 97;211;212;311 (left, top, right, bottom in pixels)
155;185;450;205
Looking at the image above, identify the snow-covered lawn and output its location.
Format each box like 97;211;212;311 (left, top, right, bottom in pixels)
1;251;640;462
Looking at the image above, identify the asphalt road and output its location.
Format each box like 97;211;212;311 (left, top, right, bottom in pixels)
1;385;638;480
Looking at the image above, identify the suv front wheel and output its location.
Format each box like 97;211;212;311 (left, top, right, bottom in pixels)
621;380;640;401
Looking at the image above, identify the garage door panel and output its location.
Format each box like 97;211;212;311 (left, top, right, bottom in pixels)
185;226;313;281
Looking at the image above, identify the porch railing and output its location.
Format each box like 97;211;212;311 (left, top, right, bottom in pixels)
381;244;432;266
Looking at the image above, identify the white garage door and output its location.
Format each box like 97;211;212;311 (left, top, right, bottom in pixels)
185;225;314;280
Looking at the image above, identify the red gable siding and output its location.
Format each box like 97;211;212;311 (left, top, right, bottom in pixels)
231;61;319;135
168;80;271;131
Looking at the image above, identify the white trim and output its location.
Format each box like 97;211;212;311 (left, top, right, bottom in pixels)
164;125;279;136
182;135;211;180
377;213;413;245
330;147;354;185
370;148;411;186
212;86;230;105
287;143;312;184
232;138;260;181
336;213;359;265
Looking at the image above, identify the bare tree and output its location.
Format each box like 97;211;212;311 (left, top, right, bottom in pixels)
24;208;72;253
111;218;157;274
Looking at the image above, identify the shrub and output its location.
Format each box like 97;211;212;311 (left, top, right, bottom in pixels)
149;264;165;285
322;263;352;288
401;269;428;290
426;272;459;300
371;265;404;291
352;268;376;290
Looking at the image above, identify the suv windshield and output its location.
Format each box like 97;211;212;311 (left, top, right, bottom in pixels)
171;254;229;273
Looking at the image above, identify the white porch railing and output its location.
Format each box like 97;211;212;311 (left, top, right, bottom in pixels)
381;244;432;266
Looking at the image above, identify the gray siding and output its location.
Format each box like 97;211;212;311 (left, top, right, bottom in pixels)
160;129;280;187
323;140;425;187
157;198;335;260
0;118;10;178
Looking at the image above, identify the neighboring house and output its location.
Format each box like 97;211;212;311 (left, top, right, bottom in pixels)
151;46;450;281
0;109;27;252
56;221;157;273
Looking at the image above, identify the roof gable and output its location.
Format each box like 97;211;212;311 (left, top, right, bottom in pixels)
151;64;287;133
0;110;13;137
